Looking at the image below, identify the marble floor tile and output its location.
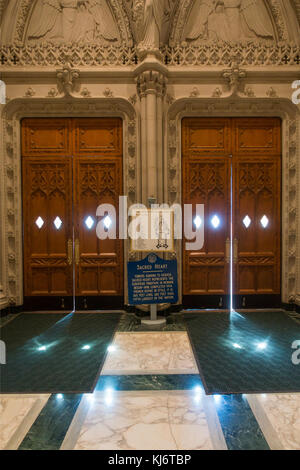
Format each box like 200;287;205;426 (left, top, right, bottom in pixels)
102;332;198;375
247;393;300;450
73;391;215;450
0;394;50;450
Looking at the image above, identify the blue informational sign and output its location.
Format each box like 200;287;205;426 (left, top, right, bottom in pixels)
128;254;178;306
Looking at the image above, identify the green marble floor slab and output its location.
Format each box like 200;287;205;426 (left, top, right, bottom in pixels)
1;313;120;394
96;374;202;391
18;394;83;450
214;394;270;450
186;311;300;394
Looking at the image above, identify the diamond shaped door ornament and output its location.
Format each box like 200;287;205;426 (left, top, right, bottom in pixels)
211;215;220;229
54;217;62;230
85;216;95;230
260;215;269;229
243;215;252;229
35;217;44;229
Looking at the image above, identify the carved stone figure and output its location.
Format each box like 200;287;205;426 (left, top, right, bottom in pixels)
27;0;119;44
139;0;170;50
0;80;6;104
184;0;275;43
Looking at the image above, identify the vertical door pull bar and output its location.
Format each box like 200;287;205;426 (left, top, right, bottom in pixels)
67;239;73;265
75;239;80;265
234;238;238;264
226;237;230;263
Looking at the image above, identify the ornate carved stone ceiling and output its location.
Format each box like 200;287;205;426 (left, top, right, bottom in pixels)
0;0;299;65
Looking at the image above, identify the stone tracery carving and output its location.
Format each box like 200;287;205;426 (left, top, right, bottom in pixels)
161;43;300;67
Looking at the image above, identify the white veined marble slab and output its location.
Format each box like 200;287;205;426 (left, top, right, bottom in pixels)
102;332;198;375
247;393;300;450
73;391;217;450
0;394;50;450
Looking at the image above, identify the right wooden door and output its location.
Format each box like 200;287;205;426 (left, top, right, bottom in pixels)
72;118;124;310
233;118;281;307
182;117;281;309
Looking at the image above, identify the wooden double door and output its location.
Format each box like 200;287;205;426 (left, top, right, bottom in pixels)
182;117;281;309
22;118;123;311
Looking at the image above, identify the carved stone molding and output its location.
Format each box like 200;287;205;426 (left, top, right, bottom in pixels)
166;96;300;304
136;71;168;98
0;44;139;67
161;43;300;67
56;64;80;97
222;61;247;96
0;97;138;306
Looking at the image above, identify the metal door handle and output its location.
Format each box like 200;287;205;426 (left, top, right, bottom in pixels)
234;238;238;264
75;239;80;265
67;239;73;266
225;238;230;263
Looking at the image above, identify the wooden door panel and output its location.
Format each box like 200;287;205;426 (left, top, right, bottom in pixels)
182;118;231;156
182;156;230;296
75;158;123;297
22;158;73;297
73;118;123;156
22;118;72;157
234;157;281;295
233;118;281;156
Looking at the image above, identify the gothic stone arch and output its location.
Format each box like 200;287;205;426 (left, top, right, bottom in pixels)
0;97;138;307
166;97;300;306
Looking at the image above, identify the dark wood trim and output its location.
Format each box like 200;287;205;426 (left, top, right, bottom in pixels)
75;296;124;310
23;296;74;312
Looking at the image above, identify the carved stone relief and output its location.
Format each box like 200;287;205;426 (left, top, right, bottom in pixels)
169;0;299;45
8;0;133;46
183;0;275;43
27;0;120;44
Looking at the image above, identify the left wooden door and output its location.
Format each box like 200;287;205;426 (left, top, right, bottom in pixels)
22;119;74;310
22;117;124;311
